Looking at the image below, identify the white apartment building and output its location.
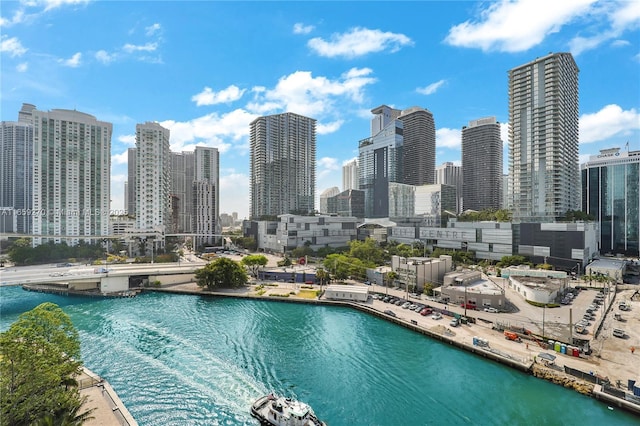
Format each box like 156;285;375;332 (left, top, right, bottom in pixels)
136;122;170;248
193;146;220;247
30;106;112;246
342;159;359;191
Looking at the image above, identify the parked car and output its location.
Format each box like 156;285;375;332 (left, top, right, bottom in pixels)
431;312;443;320
420;307;433;316
384;310;397;318
402;302;411;309
613;328;626;338
450;318;460;327
483;307;499;313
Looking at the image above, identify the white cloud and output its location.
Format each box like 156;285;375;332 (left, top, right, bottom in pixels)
248;68;376;118
59;52;81;67
317;120;344;135
220;171;250;218
445;0;596;52
145;23;162;36
569;1;640;56
191;85;246;106
293;22;314;34
122;42;158;53
16;62;28;72
0;10;25;27
95;49;116;64
160;108;258;153
579;104;640;144
308;27;413;58
610;39;630;48
41;0;90;12
500;122;509;147
317;157;340;180
1;35;27;57
112;151;128;165
436;128;461;149
117;134;136;146
416;79;446;96
342;157;358;166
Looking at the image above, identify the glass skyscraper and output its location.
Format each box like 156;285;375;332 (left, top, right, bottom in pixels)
582;147;639;256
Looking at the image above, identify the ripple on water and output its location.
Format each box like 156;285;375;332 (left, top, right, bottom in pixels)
1;288;638;426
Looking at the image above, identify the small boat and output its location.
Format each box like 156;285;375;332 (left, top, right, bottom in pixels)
251;393;326;426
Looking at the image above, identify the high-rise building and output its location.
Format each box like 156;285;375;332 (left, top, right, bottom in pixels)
435;162;462;214
582;147;639;256
249;112;316;219
508;52;580;222
30;106;112;245
462;117;503;211
126;148;136;217
399;107;436;186
136;122;171;239
342;159;359;191
192;146;220;246
502;174;512;210
319;187;340;214
170;151;195;234
359;105;403;218
326;189;365;218
388;183;456;227
0;104;34;234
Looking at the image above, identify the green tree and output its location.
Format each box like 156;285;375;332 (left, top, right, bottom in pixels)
0;303;94;425
497;255;530;268
232;236;257;251
195;257;248;290
277;257;292;267
241;254;268;277
385;271;398;288
348;238;384;266
315;268;329;287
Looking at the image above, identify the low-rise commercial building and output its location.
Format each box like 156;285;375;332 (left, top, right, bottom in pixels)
390;255;452;293
324;284;369;302
243;214;359;254
584;258;627;284
435;270;506;309
502;266;569;304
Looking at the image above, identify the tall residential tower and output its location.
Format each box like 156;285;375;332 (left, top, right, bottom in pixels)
342;159;359;191
508;52;580;222
399;106;436;186
31;107;112;245
136;122;171;239
462;117;503;211
249;112;316;219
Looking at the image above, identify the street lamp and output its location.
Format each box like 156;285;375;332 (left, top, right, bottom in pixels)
542;303;546;339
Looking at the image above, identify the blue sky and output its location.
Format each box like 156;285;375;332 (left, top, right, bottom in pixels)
1;0;639;219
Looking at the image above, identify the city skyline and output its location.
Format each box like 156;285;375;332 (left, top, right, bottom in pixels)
1;1;639;218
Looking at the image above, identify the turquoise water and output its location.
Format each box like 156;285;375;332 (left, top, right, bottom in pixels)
1;286;637;426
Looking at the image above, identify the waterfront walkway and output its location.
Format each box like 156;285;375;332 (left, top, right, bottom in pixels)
77;367;138;426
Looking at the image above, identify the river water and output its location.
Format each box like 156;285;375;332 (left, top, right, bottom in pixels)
0;286;637;425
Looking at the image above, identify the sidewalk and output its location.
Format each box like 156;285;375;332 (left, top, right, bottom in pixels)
77;367;138;426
